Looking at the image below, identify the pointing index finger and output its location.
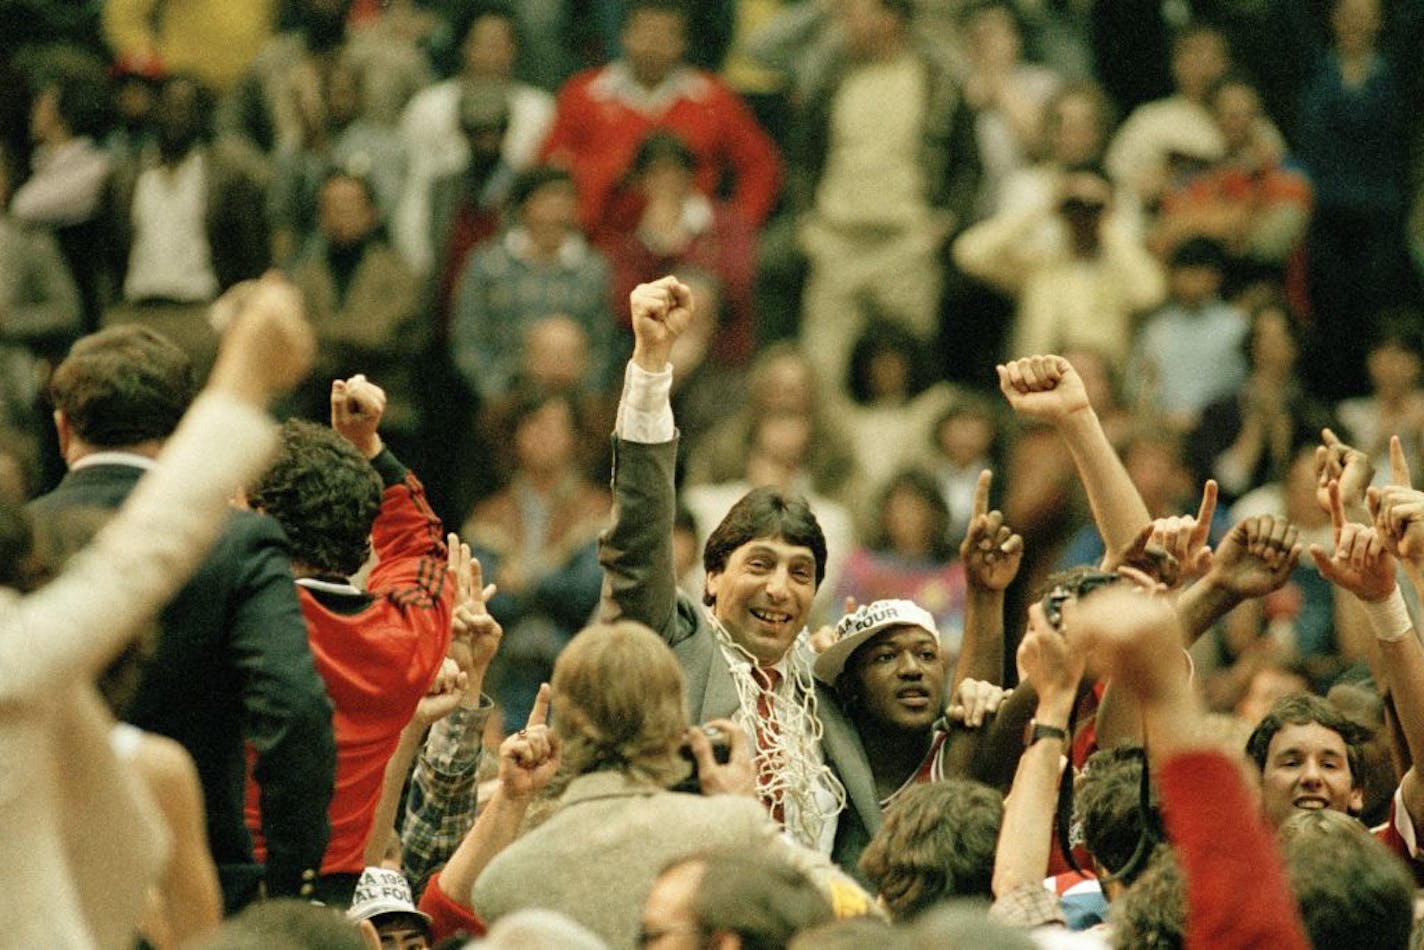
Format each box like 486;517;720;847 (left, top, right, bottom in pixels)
973;469;992;520
1191;480;1218;547
527;682;550;730
1391;435;1413;489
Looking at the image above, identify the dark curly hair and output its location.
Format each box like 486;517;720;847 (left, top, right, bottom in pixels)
1076;746;1164;887
249;420;382;577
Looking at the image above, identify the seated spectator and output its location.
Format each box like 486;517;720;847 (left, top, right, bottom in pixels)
103;73;270;376
832;474;968;654
1152;73;1313;300
269;59;407;264
953;164;1165;363
539;0;781;241
288;171;424;458
1189;293;1334;505
221;0;429;153
608;131;756;366
997;81;1127;224
921;395;1004;545
467;621;831;947
958;0;1061;217
859;779;1002;920
642;850;836;947
245;376;453;907
0;277;315;946
462;389;610;731
1129;237;1249;430
396;1;554;276
450;167;615;403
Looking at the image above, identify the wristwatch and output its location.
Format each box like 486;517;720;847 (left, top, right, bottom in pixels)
1024;719;1069;749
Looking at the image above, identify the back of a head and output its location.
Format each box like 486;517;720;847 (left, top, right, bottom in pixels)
1076;747;1163;888
1278;809;1413;950
552;621;689;784
906;903;1035;949
49;326;195;449
859;779;1003;919
248;419;383;577
475;908;608;949
191;899;366;950
1109;853;1184;950
684;850;834;948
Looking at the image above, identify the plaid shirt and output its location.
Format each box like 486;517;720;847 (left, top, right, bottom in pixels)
401;697;492;900
990;881;1067;929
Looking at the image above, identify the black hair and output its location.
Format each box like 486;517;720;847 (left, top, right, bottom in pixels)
509;164;575;211
248;420;383;577
873;468;955;562
1076;746;1164;887
451;0;519;49
630;129;696;176
36;56;112;139
702;487;827;604
625;0;689;25
48;325;195;448
846;317;931;406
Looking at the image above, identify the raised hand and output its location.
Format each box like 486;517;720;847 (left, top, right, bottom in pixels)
1310;480;1395;602
206;272;315;407
330;374;386;459
1017;622;1085;715
1062;587;1185;707
995;354;1091;424
630;275;695;372
959;469;1024;591
690;719;757;798
1148;480;1218;583
499;683;561;801
1314;428;1374;516
1106;521;1180;587
1369;436;1424;566
412;656;469;727
448;534;501;679
946;678;1011;728
1204;514;1301;600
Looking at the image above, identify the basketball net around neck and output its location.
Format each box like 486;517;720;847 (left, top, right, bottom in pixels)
705;606;847;849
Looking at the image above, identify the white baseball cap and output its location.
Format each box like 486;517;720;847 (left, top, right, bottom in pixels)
813;599;938;685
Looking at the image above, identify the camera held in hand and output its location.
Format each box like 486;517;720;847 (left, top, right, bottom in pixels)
671;725;733;794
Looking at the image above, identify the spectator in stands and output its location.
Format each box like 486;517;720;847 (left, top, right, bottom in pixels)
288;170;424;461
923;395;1004;545
397;2;554;276
245;375;453;907
269;59;407;264
1336;314;1424;478
222;0;429;153
953;163;1165;363
463;388;610;731
1129;237;1249;430
104;73;270;374
101;0;278;93
609;131;757;366
793;0;978;388
450;166;615;403
539;0;781;241
1152;74;1313;299
32;317;335;914
0;140;82;360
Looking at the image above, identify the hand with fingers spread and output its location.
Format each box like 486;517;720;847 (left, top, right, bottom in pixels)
447;533;502;684
1204;514;1302;600
1314;428;1374;517
996;354;1092;424
1148;480;1218;583
946;678;1012;729
630;275;695;373
1310;480;1396;603
330;374;387;459
959;470;1024;591
499;683;561;801
1106;521;1181;588
809;596;858;654
689;719;757;798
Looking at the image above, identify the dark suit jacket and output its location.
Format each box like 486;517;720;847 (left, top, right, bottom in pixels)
598;437;881;878
30;460;336;912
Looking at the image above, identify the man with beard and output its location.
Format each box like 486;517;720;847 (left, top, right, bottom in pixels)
103;73;270;376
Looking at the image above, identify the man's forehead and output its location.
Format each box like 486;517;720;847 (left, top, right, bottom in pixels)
1268;721;1350;757
733;537;816;561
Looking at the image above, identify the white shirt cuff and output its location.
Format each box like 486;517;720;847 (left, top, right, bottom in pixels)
616;360;675;444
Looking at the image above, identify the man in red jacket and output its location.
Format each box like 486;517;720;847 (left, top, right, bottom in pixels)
246;373;453;906
538;0;780;242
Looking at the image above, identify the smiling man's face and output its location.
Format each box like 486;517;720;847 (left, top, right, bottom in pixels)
847;625;945;733
1260;722;1363;828
707;537;817;664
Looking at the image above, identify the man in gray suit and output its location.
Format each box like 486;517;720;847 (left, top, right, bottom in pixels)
599;275;881;876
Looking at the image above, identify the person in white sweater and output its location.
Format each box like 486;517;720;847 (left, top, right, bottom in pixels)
0;275;314;948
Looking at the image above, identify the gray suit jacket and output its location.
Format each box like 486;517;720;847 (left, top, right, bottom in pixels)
598;436;882;877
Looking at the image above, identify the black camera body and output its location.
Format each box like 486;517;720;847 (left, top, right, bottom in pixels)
670;725;733;794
